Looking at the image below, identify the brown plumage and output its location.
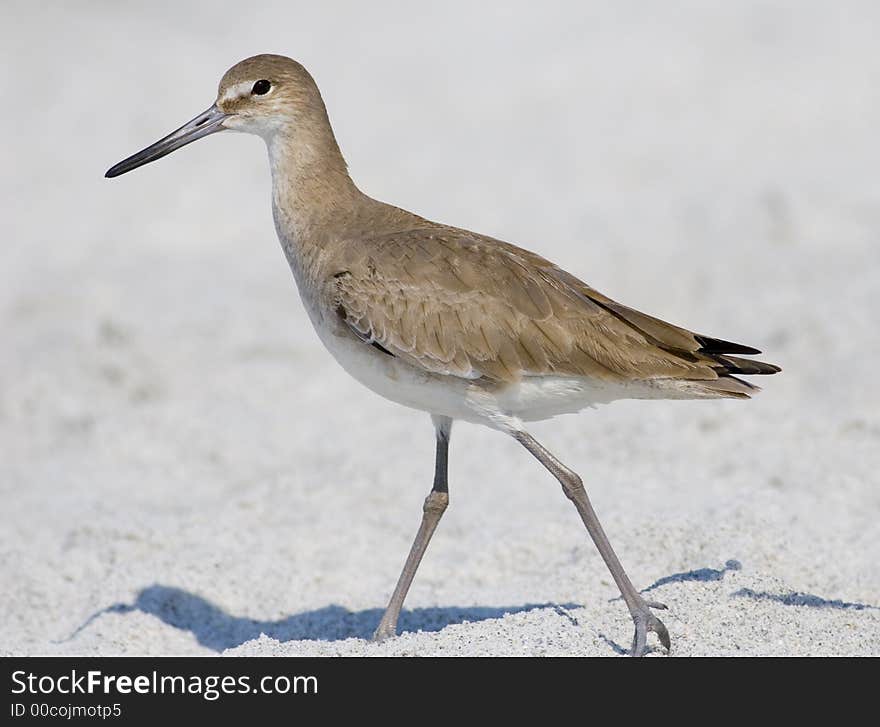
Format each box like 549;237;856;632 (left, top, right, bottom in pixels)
105;53;781;657
330;221;779;396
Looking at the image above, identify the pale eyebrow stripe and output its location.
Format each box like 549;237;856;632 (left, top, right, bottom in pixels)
220;81;254;103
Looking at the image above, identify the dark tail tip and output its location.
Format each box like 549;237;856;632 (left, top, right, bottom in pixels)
695;334;761;356
717;356;781;376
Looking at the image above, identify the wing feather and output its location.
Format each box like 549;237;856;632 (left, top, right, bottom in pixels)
329;226;777;384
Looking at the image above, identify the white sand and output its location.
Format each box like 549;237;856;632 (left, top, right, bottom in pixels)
1;1;878;657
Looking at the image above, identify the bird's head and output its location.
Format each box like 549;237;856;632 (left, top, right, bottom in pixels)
105;54;325;178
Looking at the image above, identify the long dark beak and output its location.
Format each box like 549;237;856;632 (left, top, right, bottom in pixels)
105;105;228;178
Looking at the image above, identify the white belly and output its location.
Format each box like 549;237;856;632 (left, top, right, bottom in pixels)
310;314;665;428
313;319;483;421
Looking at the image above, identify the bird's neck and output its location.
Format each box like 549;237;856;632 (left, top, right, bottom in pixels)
266;121;364;249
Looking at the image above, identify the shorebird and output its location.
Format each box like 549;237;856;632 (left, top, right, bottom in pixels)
106;54;779;656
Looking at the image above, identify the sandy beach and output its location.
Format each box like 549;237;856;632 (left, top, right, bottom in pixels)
1;0;878;656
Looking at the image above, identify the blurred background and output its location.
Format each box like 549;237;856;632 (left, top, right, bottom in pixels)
1;1;877;655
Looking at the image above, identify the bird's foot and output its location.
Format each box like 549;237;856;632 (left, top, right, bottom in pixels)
629;598;671;657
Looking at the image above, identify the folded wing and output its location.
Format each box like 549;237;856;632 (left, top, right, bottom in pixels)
329;226;779;396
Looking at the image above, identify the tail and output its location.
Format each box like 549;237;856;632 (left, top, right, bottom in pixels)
689;335;781;399
564;280;781;400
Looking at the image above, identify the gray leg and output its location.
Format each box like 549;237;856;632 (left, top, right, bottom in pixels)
373;415;452;641
514;430;670;656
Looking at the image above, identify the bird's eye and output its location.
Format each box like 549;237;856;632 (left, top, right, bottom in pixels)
252;79;272;96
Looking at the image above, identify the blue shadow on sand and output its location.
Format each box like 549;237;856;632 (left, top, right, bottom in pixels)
67;585;580;652
731;588;878;611
64;572;877;653
609;559;743;604
641;559;743;593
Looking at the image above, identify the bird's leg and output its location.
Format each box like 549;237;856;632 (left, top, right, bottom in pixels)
514;430;670;657
373;415;452;641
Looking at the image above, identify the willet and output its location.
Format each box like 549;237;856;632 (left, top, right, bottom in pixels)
106;54;779;656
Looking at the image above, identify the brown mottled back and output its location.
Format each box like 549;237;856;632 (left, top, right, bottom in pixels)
326;217;779;393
